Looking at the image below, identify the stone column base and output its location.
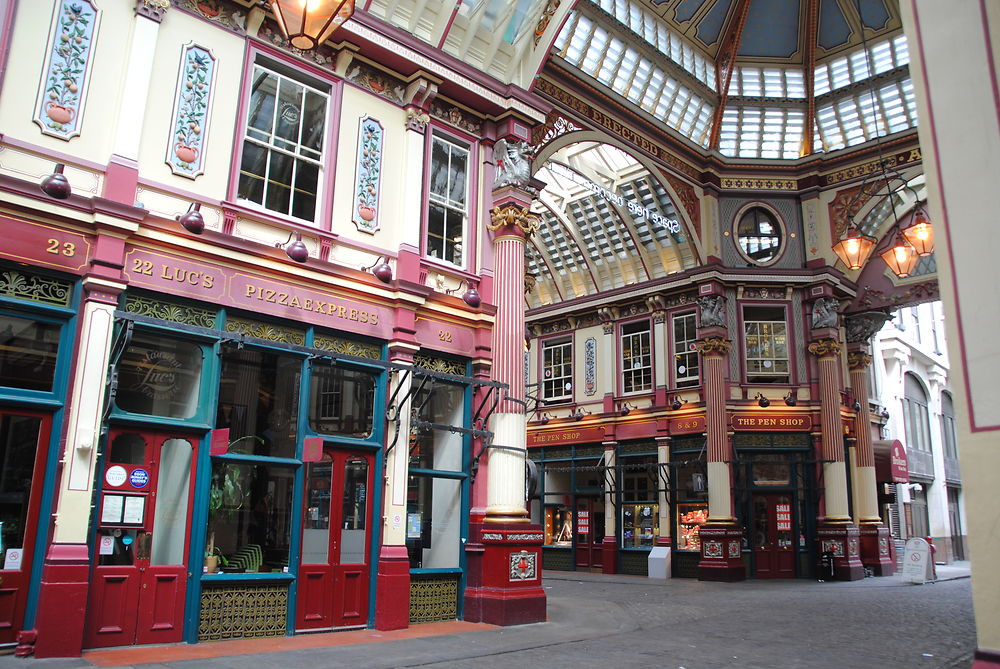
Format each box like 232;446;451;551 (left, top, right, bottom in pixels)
817;522;865;581
697;523;746;582
463;521;547;625
601;537;618;575
374;545;411;631
33;544;90;658
859;522;895;576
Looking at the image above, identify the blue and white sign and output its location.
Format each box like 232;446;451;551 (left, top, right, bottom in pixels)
130;468;149;489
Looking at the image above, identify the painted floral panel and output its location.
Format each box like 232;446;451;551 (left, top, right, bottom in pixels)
34;0;100;140
584;337;597;395
352;117;383;234
167;43;216;178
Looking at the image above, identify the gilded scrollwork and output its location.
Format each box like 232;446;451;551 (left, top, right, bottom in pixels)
847;351;873;370
695;337;732;356
488;205;539;238
808;339;842;358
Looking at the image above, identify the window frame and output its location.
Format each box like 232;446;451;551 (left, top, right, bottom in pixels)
733;203;786;266
670;310;699;388
423;129;476;270
619;318;653;395
540;336;574;404
741;304;791;384
903;373;932;454
232;50;334;226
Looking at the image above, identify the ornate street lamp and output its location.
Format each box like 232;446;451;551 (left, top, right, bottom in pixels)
879;230;920;278
901;205;935;256
832;223;877;271
270;0;355;51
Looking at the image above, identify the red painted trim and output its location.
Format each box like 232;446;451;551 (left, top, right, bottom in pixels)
910;0;1000;432
437;1;462;50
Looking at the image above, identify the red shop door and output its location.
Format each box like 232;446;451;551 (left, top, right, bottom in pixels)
574;497;605;570
85;430;196;648
752;494;796;579
0;412;52;644
296;450;375;631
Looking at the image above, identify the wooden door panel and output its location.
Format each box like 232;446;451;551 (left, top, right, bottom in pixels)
136;568;185;644
334;568;367;625
296;567;333;630
0;586;20;640
86;571;139;648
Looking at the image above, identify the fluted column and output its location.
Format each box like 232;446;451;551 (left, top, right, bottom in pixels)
848;351;880;522
810;338;850;521
485;204;537;521
697;336;733;521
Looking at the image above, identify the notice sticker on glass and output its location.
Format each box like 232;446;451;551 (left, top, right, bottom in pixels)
99;535;115;556
123;496;145;525
3;548;23;570
407;513;422;539
101;494;124;525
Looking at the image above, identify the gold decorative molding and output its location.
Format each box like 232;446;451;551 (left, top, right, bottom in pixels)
808;339;842;358
719;177;797;191
489;205;539;238
847;351;873;370
695;337;732;356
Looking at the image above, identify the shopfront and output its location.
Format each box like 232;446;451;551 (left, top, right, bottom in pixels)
730;421;818;579
0;260;79;647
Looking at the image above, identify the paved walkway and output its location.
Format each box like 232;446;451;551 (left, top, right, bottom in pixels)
1;562;974;669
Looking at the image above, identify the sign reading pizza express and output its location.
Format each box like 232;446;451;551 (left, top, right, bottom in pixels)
731;413;812;431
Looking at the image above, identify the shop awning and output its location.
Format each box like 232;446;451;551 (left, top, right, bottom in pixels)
873;439;910;483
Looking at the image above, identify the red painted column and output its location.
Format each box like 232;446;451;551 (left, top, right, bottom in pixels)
809;335;864;581
695;330;745;581
849;348;895;575
463;178;546;625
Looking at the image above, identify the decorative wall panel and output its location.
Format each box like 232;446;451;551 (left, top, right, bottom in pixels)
409;574;458;623
352;116;383;234
199;583;288;640
166;43;216;178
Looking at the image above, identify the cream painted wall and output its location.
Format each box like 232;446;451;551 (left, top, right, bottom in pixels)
901;0;1000;655
136;5;245;198
0;0;129;163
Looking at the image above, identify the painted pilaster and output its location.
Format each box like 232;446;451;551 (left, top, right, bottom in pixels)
809;333;864;580
374;347;414;630
656;436;671;546
103;1;168;204
34;277;123;657
601;443;617;574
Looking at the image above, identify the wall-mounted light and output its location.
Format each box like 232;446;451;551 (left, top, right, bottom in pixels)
572;408;591;421
783;390;797;407
446;279;482;308
880;408;890;419
276;231;309;262
537;412;553;425
176;202;205;235
361;256;393;283
39;163;72;199
671;396;685;411
619;402;634;416
269;0;355;51
754;392;770;408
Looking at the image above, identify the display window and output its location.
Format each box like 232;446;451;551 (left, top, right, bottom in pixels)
621;503;658;548
308;365;376;439
116;333;206;419
677;503;708;551
0;314;61;392
545;505;573;546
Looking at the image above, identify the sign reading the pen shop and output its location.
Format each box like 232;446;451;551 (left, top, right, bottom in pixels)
528;425;605;447
731;413;811;431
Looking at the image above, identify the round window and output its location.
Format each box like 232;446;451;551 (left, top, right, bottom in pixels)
736;207;782;264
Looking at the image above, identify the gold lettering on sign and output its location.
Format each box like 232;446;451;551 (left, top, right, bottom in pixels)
243;284;379;325
438;330;453;342
46;239;76;257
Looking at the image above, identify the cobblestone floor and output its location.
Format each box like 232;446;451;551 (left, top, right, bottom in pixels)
2;565;975;669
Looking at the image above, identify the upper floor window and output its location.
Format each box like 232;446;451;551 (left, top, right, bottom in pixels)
237;61;329;221
621;320;651;393
672;312;698;387
903;373;931;453
541;338;573;403
743;305;789;383
427;135;469;266
940;391;958;459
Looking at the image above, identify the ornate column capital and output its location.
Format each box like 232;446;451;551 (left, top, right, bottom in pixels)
695;336;732;356
808;338;842;358
847;351;873;370
646;294;666;324
488;205;539;239
136;0;170;21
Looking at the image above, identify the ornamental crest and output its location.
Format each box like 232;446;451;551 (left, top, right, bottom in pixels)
509;550;537;581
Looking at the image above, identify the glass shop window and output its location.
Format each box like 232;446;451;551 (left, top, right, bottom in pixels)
0;314;61;392
751;454;791;486
206;461;294;573
743;305;789;383
116;333;204;419
409;382;465;472
0;414;42;564
216;347;301;459
236;59;329;221
308;365;376;439
545;505;573;546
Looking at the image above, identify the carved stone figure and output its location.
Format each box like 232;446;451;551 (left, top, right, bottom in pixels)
811;297;840;329
697;295;726;328
494;139;531;189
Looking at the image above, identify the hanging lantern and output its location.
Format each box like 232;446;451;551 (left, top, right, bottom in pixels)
879;231;919;278
832;225;877;270
901;206;934;256
270;0;355;51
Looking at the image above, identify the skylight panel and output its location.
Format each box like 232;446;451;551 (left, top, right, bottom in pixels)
814;67;831;96
642;70;665;107
849;49;872;80
893;36;909;64
581;27;609;73
785;69;805;97
741;68;762;96
763;69;784;97
597;36;626;85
